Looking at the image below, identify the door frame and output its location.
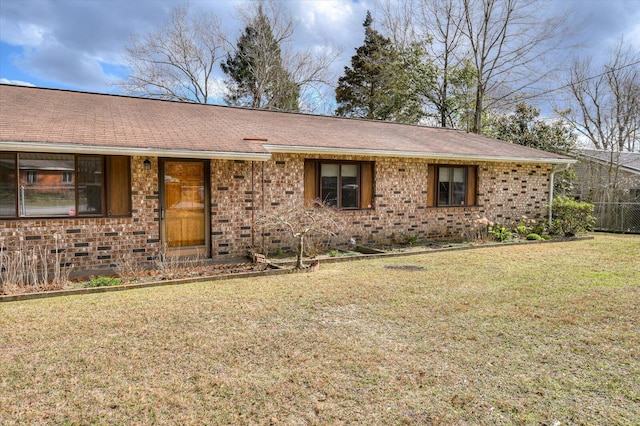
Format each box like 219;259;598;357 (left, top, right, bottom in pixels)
158;158;211;258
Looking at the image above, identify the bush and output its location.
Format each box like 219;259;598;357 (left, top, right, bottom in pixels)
491;224;512;242
550;196;596;237
87;276;120;287
526;233;544;241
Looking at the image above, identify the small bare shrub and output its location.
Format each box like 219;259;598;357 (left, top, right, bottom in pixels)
155;244;203;279
304;233;333;258
116;253;149;283
0;233;72;295
258;200;343;269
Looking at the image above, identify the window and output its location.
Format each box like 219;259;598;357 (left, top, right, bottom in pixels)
304;160;374;209
26;171;38;184
0;153;17;217
0;153;130;218
20;153;75;216
428;165;477;207
77;156;103;214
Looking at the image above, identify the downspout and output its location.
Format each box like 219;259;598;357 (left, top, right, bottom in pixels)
251;161;255;249
548;163;571;227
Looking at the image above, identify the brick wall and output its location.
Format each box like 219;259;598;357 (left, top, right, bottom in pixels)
243;154;552;252
1;154;552;275
0;156;160;275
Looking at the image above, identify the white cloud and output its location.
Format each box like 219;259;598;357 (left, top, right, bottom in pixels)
291;0;370;47
0;21;47;46
0;78;36;87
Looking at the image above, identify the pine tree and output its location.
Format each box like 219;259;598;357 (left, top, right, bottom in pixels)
221;5;299;111
335;12;424;123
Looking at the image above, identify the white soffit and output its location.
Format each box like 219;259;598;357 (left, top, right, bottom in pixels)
0;141;272;161
263;145;576;165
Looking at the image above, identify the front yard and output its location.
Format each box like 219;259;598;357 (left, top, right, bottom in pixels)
1;234;638;425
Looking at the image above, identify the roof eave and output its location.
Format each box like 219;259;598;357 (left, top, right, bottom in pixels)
264;145;576;165
0;141;272;161
577;154;640;175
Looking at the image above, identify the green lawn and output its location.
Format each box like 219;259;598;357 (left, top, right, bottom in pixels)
1;234;638;425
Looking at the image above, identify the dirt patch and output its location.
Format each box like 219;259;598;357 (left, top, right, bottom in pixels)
383;265;426;271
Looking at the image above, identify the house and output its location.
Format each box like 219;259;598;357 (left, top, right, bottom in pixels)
1;84;574;275
572;149;640;232
572;149;640;203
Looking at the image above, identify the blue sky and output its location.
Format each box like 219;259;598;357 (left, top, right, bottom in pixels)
1;0;639;111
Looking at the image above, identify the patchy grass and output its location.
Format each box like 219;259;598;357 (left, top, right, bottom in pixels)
1;234;638;425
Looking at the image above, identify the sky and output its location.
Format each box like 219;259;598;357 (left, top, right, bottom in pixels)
1;0;639;114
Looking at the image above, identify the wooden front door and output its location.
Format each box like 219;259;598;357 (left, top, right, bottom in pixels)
160;159;209;257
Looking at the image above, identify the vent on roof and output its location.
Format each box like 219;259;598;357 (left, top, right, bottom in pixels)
243;137;268;141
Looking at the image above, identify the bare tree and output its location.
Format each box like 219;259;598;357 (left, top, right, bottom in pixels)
258;201;340;270
118;4;223;103
461;0;568;133
376;0;567;131
376;0;419;50
418;0;475;128
559;39;640;204
561;40;640;153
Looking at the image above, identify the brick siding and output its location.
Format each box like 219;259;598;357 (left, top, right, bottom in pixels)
1;154;551;275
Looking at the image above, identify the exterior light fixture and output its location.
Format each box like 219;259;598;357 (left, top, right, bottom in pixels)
143;159;152;171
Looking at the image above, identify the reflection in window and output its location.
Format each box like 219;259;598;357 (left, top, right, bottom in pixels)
0;153;17;217
321;164;339;206
19;153;75;217
438;166;451;206
453;167;465;205
26;171;38;184
78;156;103;214
341;164;359;208
0;153;129;218
320;163;360;208
438;166;467;206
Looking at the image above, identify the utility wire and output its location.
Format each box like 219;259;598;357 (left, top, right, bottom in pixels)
511;59;640;104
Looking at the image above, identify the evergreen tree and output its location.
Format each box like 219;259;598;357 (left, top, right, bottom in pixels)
221;5;299;111
335;12;424;123
485;103;576;156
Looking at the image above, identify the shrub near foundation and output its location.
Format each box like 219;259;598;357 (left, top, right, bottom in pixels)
550;196;596;237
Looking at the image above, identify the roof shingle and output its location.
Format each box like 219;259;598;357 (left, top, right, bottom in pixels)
1;85;573;163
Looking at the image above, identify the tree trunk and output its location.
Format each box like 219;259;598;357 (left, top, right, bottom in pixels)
296;233;305;270
472;84;484;133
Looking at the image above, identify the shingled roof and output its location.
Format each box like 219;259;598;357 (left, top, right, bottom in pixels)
578;149;640;174
1;84;573;164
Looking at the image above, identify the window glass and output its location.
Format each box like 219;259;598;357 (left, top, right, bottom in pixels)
321;164;339;206
453;167;466;205
26;171;38;184
438;167;451;205
0;153;17;217
341;164;359;208
78;156;103;214
19;153;76;217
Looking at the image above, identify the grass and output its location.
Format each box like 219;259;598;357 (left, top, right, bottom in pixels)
1;233;638;425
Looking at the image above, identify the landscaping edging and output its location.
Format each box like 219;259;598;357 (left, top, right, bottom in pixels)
1;236;593;302
269;235;594;268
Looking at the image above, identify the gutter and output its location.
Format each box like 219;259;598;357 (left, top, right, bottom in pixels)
548;163;572;226
263;144;576;165
0;141;272;162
